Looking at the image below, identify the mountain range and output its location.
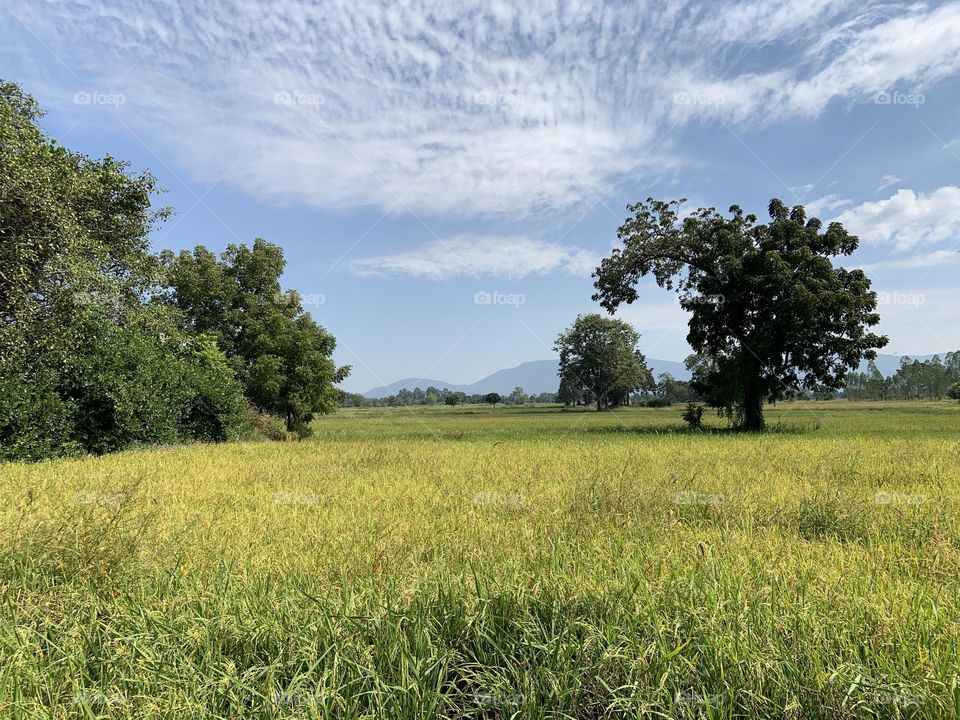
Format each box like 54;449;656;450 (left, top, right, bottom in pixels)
361;354;947;398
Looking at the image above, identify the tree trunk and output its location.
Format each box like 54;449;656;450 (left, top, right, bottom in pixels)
596;394;602;412
742;385;765;431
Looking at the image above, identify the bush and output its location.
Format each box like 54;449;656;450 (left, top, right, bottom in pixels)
643;397;672;408
0;362;79;462
178;335;249;442
682;402;705;430
0;316;248;459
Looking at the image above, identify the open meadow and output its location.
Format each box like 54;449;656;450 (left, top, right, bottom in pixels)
2;401;960;718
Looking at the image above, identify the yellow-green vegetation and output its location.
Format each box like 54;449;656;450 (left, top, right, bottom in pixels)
2;402;959;718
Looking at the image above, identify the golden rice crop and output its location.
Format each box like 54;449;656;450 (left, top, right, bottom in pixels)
1;402;959;718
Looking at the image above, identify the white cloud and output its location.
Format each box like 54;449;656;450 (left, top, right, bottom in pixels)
349;235;599;279
876;174;903;193
805;193;853;217
853;249;960;272
871;287;960;354
4;1;960;215
833;186;960;250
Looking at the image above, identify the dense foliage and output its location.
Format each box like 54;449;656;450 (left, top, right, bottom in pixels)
554;314;654;411
161;241;349;435
0;81;344;460
594;198;887;429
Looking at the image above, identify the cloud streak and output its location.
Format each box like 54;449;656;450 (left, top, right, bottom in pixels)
5;0;960;215
349;235;599;280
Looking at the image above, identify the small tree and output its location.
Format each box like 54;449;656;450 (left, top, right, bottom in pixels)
508;386;528;405
554;314;654;411
483;392;501;406
162;239;350;435
681;402;704;430
444;391;466;406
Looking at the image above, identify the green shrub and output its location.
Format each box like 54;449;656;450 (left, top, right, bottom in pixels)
0;362;78;461
681;402;704;429
0;316;248;459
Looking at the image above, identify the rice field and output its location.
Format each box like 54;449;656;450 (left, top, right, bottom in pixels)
2;401;959;718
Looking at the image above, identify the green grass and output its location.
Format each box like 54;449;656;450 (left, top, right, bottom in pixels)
2;401;959;718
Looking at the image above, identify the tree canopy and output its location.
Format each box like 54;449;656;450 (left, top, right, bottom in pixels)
0;81;247;459
593;198;887;429
161;240;350;435
554;314;654;411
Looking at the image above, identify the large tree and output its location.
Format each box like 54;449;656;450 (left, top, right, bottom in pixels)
554;314;654;411
0;81;246;459
162;239;350;435
594;198;887;430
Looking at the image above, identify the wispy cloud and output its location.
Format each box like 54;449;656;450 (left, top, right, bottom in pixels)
834;186;960;251
805;193;853;217
5;1;960;215
876;174;903;193
349;235;599;279
853;249;960;272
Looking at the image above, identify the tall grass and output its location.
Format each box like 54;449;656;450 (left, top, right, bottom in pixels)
0;401;958;717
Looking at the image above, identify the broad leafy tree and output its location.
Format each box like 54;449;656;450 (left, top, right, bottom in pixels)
444;391;466;406
162;239;350;435
554;314;653;411
0;81;246;460
594;198;887;429
508;386;528;405
483;392;501;405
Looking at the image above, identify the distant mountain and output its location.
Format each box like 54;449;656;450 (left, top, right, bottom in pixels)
362;352;951;398
363;358;690;398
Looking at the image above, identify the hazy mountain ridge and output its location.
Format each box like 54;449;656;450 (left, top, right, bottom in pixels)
361;354;947;398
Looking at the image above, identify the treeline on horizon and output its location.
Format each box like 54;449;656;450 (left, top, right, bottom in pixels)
346;355;960;411
340;373;702;408
0;81;348;462
846;354;960;401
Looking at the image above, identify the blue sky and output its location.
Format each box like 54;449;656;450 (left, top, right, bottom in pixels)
3;0;960;393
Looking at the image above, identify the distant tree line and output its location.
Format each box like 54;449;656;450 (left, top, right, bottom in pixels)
0;81;347;461
844;354;960;401
340;385;558;408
